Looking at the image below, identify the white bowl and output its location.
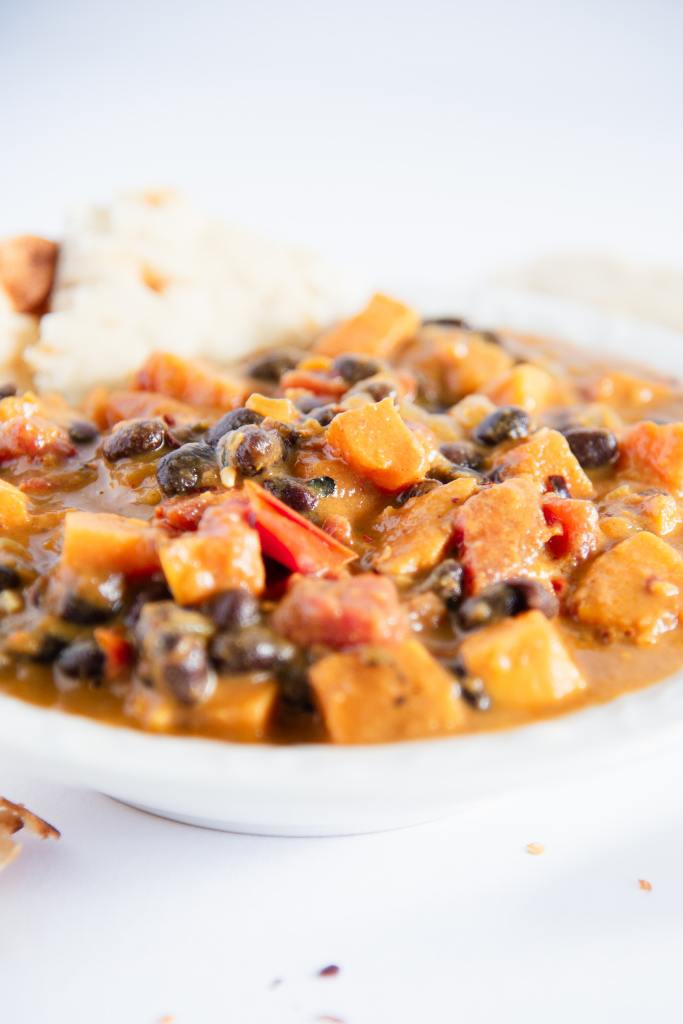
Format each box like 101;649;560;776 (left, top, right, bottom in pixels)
2;291;682;836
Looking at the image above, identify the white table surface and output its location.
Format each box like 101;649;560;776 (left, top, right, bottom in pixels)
2;2;683;1021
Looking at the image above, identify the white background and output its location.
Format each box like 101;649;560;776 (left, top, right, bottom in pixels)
1;1;683;1021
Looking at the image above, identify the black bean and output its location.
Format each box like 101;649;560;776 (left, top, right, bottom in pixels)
55;641;105;686
262;476;318;514
296;394;326;414
563;427;619;469
394;479;442;506
332;355;381;385
124;580;172;627
56;573;125;624
308;404;344;426
448;658;492;711
307;476;336;497
487;465;505;484
272;421;301;457
0;383;17;399
456;578;558;632
161;640;214;705
59;592;118;625
348;379;397;402
419;559;465;607
103;418;167;461
32;633;69;664
422;317;469;329
547;474;570;498
156;442;220;495
439;441;485;472
278;656;315;711
68;420;99;445
211;626;296;674
428;459;484;484
217;426;284;477
472;406;531;446
0;565;21;591
205;408;264;447
249;350;300;383
135;603;215;705
165;422;210;448
201;589;260;632
511;578;560;618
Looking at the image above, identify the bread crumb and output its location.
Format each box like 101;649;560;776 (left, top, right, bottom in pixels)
0;796;60;871
526;842;545;856
638;879;653;892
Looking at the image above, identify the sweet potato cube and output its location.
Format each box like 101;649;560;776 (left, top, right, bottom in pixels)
85;388;199;429
191;679;278;741
454;478;551;592
135;352;245;411
599;484;681;538
373;477;477;575
591;371;671;409
309;639;465;743
460;610;586;708
572;531;683;644
0;479;30;530
245;393;299;423
62;511;161;577
405;329;513;405
0;235;58;313
486;363;556;414
326;397;428;491
315;293;419;358
159;503;264;604
542;495;600;562
620;422;683;496
496;428;593;499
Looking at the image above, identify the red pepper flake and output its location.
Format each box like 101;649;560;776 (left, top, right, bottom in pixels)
638;879;653;892
318;964;341;978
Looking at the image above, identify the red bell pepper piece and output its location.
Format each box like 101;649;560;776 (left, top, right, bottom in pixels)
243;481;356;576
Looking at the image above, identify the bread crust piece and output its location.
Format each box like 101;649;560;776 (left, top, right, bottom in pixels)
0;236;59;314
0;796;60;871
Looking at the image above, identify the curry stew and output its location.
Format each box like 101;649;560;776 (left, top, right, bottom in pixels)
1;290;683;743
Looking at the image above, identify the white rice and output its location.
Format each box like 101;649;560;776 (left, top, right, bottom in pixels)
21;191;359;400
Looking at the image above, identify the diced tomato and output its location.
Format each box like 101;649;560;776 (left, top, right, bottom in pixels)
272;574;409;649
0;417;75;463
154;492;223;533
94;627;134;680
243;481;356;576
542;495;600;561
